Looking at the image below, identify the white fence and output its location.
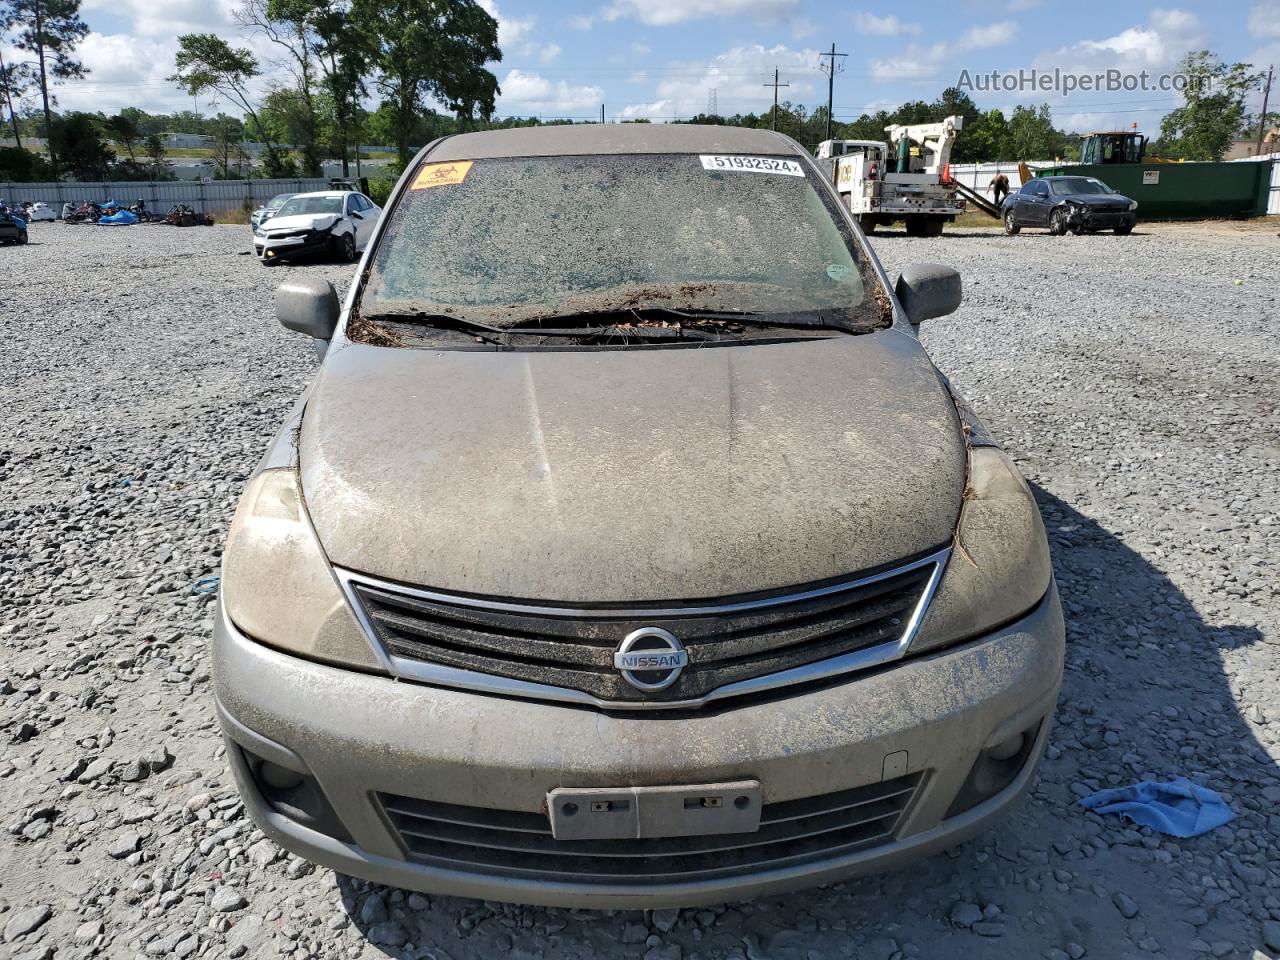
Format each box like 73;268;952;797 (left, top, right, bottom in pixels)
0;178;330;217
948;161;1059;193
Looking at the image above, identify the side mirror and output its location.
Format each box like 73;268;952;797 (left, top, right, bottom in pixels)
894;263;962;326
275;277;339;340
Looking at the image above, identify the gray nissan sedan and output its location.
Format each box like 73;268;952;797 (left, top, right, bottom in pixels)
215;124;1064;909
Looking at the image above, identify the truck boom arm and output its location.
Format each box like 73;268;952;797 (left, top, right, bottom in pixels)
882;116;964;174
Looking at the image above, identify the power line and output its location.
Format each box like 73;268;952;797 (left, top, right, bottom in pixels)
817;43;847;142
763;69;789;130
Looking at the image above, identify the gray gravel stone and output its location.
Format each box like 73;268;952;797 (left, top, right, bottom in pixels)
3;905;51;942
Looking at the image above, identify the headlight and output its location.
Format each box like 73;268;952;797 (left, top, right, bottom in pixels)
1128;201;1138;211
910;447;1052;653
221;468;384;671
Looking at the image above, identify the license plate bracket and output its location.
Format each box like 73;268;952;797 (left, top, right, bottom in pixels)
548;780;761;841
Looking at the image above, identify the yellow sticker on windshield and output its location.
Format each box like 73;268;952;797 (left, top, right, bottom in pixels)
411;160;474;190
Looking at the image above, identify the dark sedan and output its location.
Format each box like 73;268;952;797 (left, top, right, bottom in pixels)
1002;176;1137;236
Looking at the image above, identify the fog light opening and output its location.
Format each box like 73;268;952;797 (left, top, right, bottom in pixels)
945;721;1042;819
238;746;352;843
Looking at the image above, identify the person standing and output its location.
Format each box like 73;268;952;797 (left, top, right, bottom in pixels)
988;173;1010;206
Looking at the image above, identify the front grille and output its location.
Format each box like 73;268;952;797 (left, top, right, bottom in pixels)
347;554;939;706
379;774;922;884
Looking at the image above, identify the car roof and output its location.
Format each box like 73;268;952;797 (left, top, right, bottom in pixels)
286;191;351;200
427;123;799;161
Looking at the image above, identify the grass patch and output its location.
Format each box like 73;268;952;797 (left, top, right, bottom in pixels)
212;208;250;225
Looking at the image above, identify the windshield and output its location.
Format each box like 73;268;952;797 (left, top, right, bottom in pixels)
1050;178;1114;196
359;153;882;334
277;195;342;217
267;194;293;210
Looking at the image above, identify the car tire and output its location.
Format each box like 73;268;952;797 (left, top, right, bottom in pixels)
1003;210;1020;235
333;232;356;263
920;217;945;237
858;214;877;235
16;230;28;245
1114;223;1133;235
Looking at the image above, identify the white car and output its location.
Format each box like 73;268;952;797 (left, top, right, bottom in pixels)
21;202;57;222
250;193;294;231
252;191;381;266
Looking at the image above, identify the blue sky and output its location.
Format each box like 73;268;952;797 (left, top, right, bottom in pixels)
13;0;1279;135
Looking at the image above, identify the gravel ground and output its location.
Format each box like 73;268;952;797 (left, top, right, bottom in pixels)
1;221;1278;960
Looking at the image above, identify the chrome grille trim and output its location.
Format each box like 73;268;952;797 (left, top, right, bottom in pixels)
336;547;950;711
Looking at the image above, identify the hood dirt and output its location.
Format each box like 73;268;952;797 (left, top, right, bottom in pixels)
299;329;965;601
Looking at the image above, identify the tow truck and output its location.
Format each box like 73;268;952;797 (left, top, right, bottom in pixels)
816;115;966;236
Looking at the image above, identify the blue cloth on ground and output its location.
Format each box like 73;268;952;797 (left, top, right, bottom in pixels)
1078;778;1234;837
98;210;139;225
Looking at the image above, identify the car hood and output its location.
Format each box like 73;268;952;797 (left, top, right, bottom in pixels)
261;213;338;232
299;329;966;602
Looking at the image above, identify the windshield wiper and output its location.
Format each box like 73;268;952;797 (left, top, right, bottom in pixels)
521;306;857;333
357;310;721;343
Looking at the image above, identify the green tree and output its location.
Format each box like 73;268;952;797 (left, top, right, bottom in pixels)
0;31;36;147
1007;103;1058;160
952;108;1007;163
237;0;322;175
5;0;89;179
353;0;501;164
1158;51;1264;160
103;112;141;162
52;111;112;179
169;34;275;150
144;132;167;176
0;143;49;178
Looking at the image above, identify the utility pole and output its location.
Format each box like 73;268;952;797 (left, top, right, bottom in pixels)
818;43;847;142
763;69;789;131
600;103;605;124
1257;65;1274;157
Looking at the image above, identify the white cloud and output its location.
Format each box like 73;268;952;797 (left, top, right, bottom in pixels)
24;32;196;115
476;0;559;64
1247;1;1280;38
853;12;921;37
620;99;673;119
868;21;1017;83
499;69;604;113
82;0;237;37
789;16;817;39
569;14;595;30
632;41;653;56
600;0;799;27
959;21;1016;50
537;43;561;64
1040;8;1204;72
654;44;821;116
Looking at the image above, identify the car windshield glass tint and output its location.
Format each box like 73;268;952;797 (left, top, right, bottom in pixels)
268;194;292;209
278;196;342;216
361;153;877;327
1050;178;1113;196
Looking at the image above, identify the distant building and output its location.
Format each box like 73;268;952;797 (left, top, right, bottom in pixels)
1223;131;1280;160
162;132;216;149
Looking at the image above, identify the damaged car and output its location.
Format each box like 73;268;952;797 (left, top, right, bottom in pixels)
1003;175;1137;236
252;190;380;265
216;124;1065;909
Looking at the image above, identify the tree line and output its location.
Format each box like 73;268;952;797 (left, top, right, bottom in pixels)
1;0;1273;186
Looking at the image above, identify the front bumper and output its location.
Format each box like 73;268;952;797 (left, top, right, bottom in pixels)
214;587;1063;909
1064;207;1136;231
253;232;330;262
